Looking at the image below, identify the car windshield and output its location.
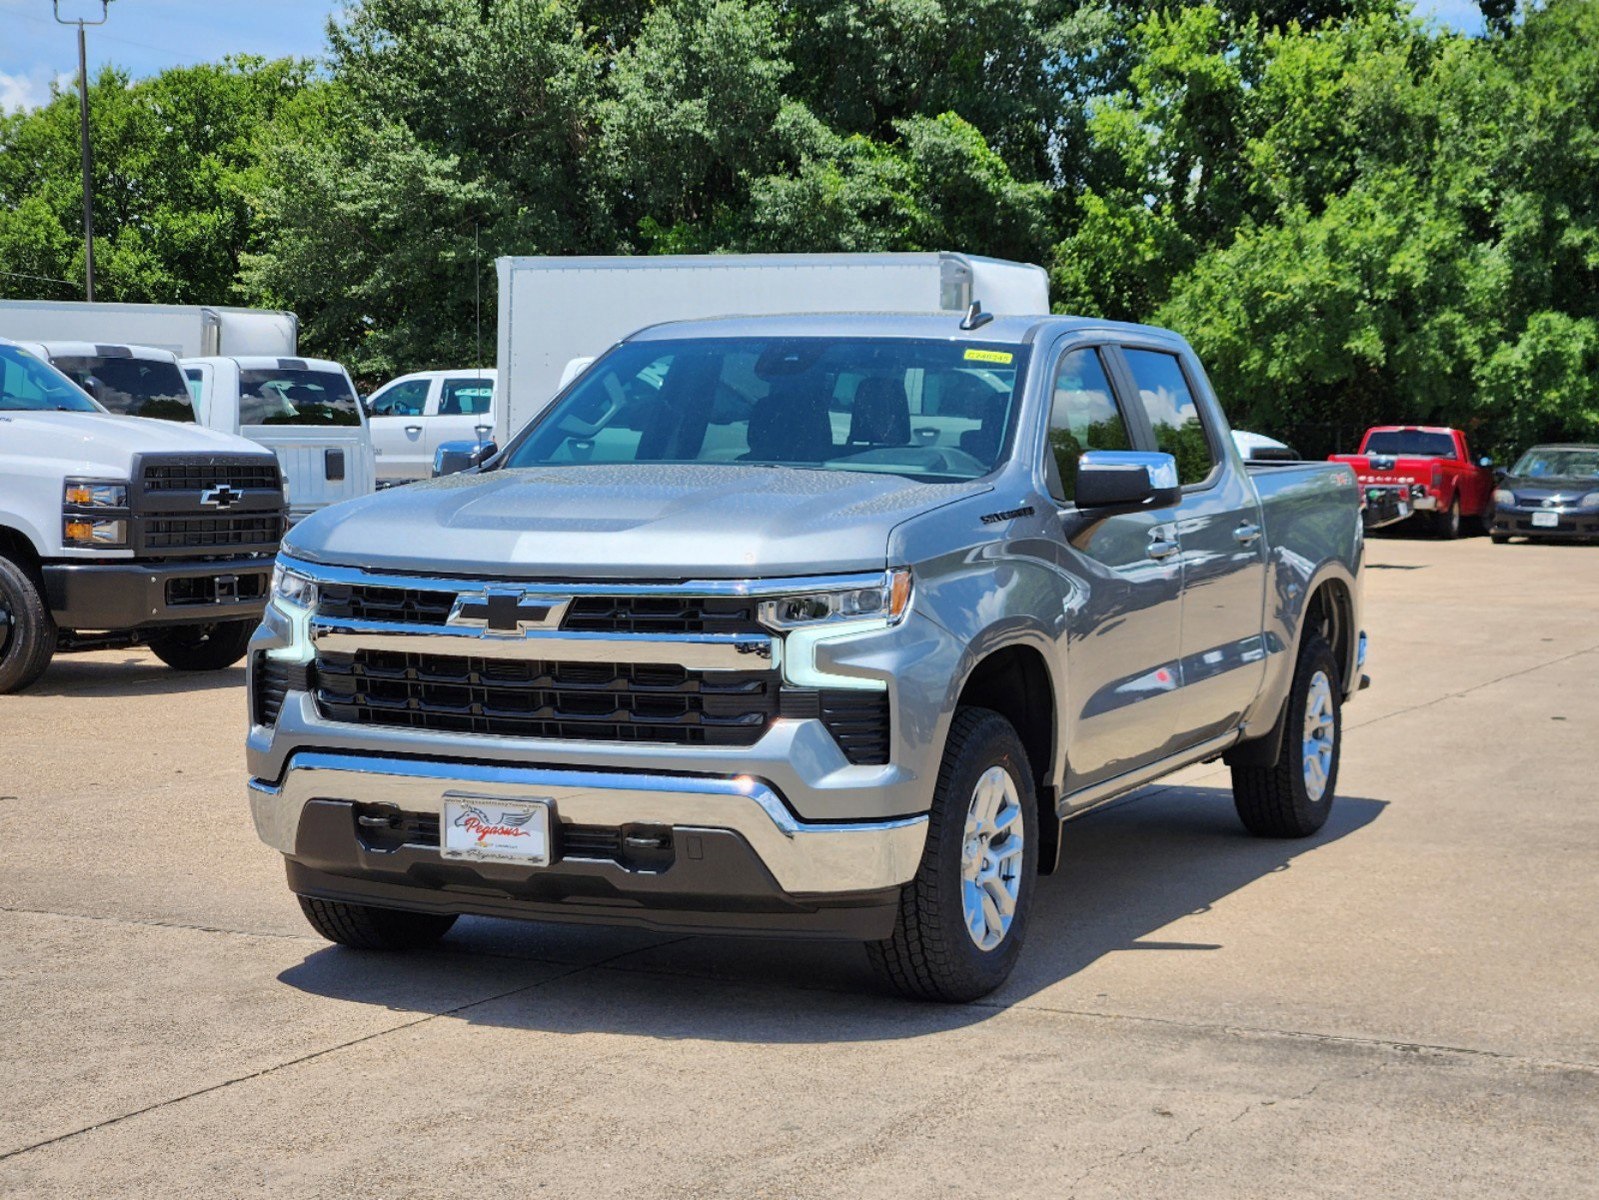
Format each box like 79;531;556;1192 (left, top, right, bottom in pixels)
0;345;100;412
1363;430;1457;458
239;367;361;427
51;354;195;421
1510;447;1599;480
503;337;1030;483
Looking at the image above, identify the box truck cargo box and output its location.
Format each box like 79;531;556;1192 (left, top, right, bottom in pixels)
0;300;297;360
494;253;1049;442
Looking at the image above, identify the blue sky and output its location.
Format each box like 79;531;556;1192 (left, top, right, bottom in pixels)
1;0;1485;114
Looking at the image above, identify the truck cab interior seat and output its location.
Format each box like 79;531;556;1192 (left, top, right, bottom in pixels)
847;377;911;447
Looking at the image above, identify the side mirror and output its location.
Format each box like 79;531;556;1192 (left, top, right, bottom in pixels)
1477;456;1493;469
1074;450;1181;514
433;439;497;477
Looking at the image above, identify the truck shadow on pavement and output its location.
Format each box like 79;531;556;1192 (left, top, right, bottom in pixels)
278;785;1385;1040
19;656;245;699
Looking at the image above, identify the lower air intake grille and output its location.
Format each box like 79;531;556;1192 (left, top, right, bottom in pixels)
253;657;310;727
314;649;778;746
781;689;891;765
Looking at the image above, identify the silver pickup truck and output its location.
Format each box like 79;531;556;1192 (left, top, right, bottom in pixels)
247;313;1366;1001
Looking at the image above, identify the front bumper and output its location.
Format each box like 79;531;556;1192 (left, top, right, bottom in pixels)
1489;507;1599;538
251;752;926;938
42;557;271;631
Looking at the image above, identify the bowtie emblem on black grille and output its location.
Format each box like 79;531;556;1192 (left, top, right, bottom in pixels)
448;589;570;636
201;484;242;509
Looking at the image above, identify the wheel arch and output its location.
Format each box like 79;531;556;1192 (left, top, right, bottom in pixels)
952;639;1061;874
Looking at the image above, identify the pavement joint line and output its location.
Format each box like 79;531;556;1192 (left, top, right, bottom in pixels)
0;904;324;943
0;934;693;1164
1344;642;1599;733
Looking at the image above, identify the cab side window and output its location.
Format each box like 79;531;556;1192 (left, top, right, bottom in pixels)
1121;349;1216;486
440;378;493;416
371;378;430;417
1048;348;1132;502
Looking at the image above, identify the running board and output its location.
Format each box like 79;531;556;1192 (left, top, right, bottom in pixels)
1056;731;1240;820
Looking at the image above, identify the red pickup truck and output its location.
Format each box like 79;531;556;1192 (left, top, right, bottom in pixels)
1330;426;1496;538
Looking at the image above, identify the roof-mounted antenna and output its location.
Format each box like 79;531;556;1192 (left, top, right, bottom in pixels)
960;300;994;331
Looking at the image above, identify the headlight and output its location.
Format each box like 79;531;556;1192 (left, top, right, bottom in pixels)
1492;488;1514;507
759;569;913;630
63;479;128;508
1580;492;1599;510
270;562;318;610
62;517;128;547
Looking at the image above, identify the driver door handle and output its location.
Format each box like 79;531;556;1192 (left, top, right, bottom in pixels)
404;424;423;435
1233;522;1261;545
1148;532;1180;560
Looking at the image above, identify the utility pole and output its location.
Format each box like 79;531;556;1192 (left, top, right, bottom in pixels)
54;2;113;302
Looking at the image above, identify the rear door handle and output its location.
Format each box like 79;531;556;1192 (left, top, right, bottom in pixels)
1234;522;1261;545
405;424;423;435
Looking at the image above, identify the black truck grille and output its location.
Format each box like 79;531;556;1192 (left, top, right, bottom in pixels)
780;689;891;765
315;585;764;635
145;514;284;550
314;650;778;746
143;461;282;492
131;453;285;557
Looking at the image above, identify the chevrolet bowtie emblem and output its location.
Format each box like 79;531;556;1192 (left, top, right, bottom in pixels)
447;589;570;635
201;484;242;509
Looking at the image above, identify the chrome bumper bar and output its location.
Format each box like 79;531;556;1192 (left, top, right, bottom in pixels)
249;752;927;896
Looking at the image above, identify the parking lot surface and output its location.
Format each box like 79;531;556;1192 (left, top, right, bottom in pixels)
2;535;1597;1198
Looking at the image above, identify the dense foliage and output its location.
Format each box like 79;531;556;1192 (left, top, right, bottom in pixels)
1;0;1595;456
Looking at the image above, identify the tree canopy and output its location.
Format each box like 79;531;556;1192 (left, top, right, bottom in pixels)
1;0;1594;456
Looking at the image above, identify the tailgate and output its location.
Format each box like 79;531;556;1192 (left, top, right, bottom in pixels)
247;428;374;513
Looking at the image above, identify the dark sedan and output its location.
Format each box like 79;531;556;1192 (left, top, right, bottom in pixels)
1488;444;1599;542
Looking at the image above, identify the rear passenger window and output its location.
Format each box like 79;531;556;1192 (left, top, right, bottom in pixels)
1047;348;1131;502
440;378;493;415
1121;349;1216;486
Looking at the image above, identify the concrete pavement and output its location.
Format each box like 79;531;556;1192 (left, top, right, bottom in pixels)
1;534;1596;1197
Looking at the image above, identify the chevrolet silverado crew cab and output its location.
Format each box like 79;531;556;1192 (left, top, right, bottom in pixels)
248;313;1366;1001
1330;425;1495;538
0;339;286;693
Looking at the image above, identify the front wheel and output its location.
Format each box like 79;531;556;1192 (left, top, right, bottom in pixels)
1231;635;1341;838
0;552;56;694
868;708;1039;1003
146;619;255;671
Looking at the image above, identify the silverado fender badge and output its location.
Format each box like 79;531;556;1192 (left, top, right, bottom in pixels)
980;505;1035;525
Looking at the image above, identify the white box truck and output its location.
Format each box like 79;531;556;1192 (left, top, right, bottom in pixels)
493;253;1049;443
0;301;297;359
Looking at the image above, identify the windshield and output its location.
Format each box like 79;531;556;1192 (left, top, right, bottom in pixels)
1510;447;1599;480
503;337;1030;483
1363;430;1457;458
0;345;101;413
51;354;195;421
239;367;361;427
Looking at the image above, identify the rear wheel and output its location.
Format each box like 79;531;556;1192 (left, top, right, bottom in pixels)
0;552;56;694
868;708;1038;1003
297;896;458;950
1231;635;1340;838
1435;497;1461;539
146;619;255;671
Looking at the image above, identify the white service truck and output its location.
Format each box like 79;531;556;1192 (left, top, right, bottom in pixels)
364;368;496;482
492;253;1050;444
182;356;377;523
0;300;297;359
0;339;286;693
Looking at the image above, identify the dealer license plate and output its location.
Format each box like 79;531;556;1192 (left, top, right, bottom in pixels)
440;795;552;865
1532;511;1560;528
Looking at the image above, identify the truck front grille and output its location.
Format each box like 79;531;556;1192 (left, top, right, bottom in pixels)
143;461;282;492
253;657;310;726
145;515;284;551
313;649;778;746
315;585;764;635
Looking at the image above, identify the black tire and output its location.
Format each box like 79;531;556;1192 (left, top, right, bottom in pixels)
1434;497;1461;539
297;895;458;950
1478;507;1498;536
1231;635;1341;838
146;619;256;671
868;708;1039;1003
1490;532;1509;544
0;552;56;694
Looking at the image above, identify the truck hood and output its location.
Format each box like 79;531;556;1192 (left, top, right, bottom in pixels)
285;464;986;579
0;409;275;474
